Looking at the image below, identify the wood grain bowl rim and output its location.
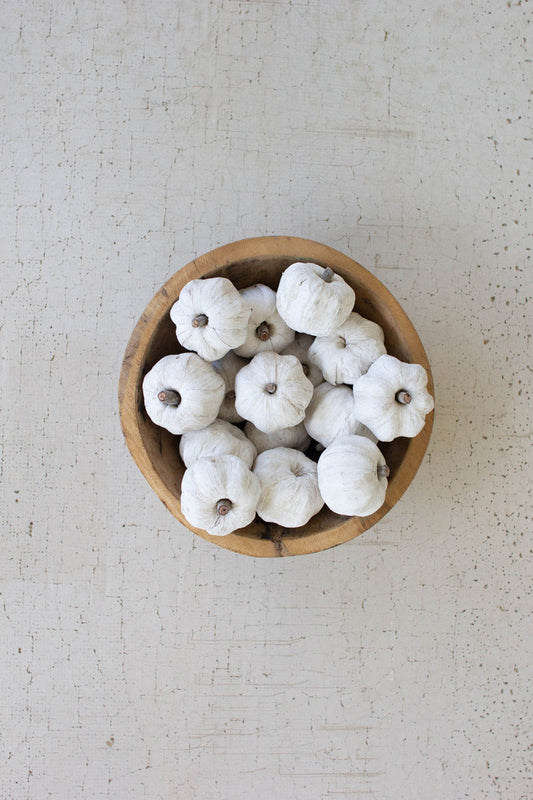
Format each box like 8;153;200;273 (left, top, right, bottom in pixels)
118;235;434;558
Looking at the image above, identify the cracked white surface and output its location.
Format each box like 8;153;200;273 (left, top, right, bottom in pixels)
1;1;532;798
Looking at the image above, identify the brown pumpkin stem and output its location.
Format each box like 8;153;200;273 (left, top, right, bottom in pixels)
321;267;334;283
395;390;412;405
157;389;181;406
216;498;232;516
377;464;390;479
226;389;235;400
192;313;208;328
256;321;271;341
265;382;277;394
302;363;310;377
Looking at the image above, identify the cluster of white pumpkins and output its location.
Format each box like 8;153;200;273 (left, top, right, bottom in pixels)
142;262;434;536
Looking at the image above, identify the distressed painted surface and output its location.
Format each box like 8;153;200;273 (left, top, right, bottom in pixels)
1;1;531;798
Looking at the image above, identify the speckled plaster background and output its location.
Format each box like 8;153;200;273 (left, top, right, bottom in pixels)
1;1;532;798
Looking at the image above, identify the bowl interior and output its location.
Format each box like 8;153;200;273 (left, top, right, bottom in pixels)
134;252;418;549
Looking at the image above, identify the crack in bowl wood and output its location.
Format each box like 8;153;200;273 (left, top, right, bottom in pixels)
118;235;434;557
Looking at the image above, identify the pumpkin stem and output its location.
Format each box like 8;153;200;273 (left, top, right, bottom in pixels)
302;363;310;377
265;382;277;394
226;389;235;400
157;389;181;406
192;313;208;328
256;321;271;341
321;267;334;283
395;390;412;405
377;464;390;479
216;498;232;516
291;465;306;478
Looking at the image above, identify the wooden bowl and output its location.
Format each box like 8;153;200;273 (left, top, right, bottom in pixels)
118;236;434;557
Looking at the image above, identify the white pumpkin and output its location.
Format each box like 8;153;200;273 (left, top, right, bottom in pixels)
280;333;323;387
233;284;295;358
235;351;313;434
244;420;311;455
170;277;251;361
181;454;261;536
308;312;386;385
353;354;434;441
304;382;377;448
212;351;248;423
142;353;225;435
317;435;389;517
276;262;355;336
253;447;323;527
179;419;256;469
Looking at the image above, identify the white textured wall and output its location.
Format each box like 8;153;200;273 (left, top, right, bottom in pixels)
1;1;531;798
